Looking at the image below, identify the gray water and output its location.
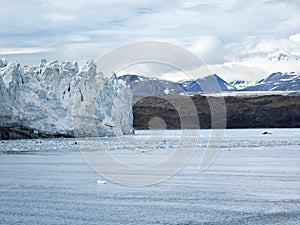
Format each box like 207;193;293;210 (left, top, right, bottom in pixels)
0;129;300;225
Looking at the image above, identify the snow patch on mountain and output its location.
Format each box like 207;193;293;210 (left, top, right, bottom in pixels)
268;52;300;62
120;71;300;95
118;73;237;95
241;72;300;91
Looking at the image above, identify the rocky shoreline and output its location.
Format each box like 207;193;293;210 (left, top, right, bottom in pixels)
0;125;75;140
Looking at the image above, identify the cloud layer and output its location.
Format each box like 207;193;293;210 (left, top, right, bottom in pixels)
0;0;299;81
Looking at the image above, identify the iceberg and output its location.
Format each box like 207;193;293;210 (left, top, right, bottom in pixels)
0;59;133;139
96;179;107;184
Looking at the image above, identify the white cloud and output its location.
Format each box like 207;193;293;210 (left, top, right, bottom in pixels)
0;47;52;55
224;37;300;61
210;57;300;82
210;63;265;82
0;0;300;82
43;13;77;24
158;65;212;81
207;35;300;81
64;35;90;42
188;36;224;64
289;33;300;42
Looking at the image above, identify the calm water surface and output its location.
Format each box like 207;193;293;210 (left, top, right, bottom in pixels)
0;129;299;225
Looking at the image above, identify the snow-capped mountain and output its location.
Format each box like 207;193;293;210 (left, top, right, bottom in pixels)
181;74;236;93
268;52;300;62
119;74;184;95
240;72;300;91
118;74;236;96
268;53;289;62
228;80;254;90
119;71;300;95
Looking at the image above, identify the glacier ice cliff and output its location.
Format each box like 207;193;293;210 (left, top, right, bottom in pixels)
0;59;133;139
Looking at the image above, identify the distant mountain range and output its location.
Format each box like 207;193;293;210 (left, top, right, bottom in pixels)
234;72;300;91
118;71;300;95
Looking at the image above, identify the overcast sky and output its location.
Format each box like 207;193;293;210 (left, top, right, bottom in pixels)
1;0;300;81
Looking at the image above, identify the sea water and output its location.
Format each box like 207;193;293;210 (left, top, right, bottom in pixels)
0;129;299;225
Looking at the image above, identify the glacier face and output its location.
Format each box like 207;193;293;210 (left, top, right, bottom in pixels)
0;59;133;139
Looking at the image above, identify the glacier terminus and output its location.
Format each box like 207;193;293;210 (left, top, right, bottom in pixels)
0;59;134;139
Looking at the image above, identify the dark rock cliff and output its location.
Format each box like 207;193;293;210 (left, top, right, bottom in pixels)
133;95;300;129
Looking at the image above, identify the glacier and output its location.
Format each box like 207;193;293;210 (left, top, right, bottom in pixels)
0;59;134;139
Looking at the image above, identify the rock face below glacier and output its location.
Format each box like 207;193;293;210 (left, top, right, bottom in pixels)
0;59;133;139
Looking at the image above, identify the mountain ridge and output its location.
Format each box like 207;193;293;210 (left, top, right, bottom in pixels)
118;71;300;95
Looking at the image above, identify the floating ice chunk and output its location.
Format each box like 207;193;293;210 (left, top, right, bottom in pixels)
96;179;107;184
